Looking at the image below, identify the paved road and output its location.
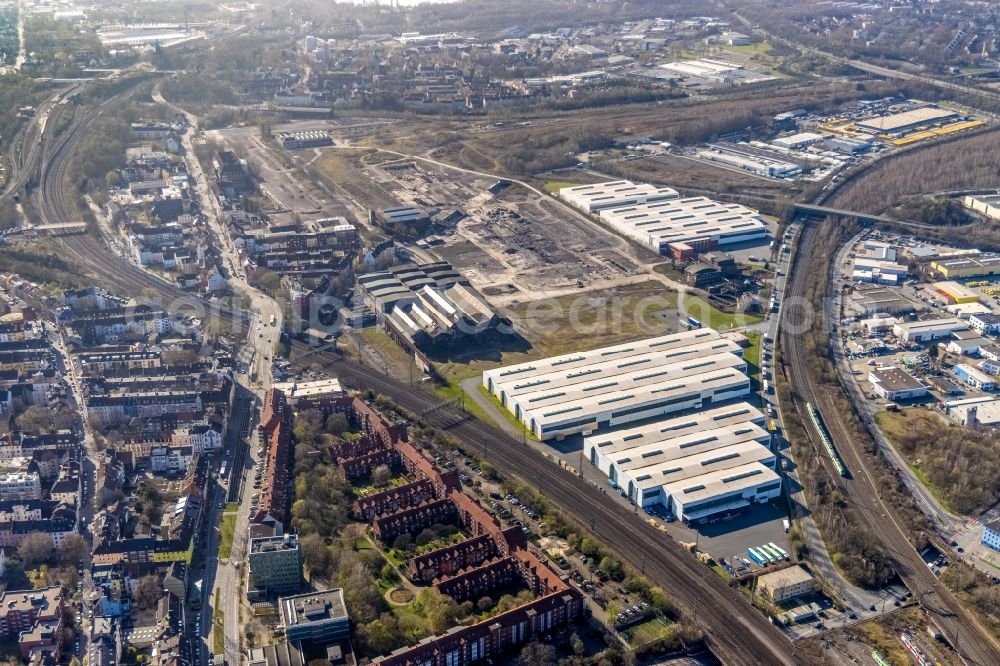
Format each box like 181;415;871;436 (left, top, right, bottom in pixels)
166;99;283;663
827;231;959;531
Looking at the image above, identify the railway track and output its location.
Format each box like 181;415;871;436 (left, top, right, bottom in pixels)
290;340;804;666
781;221;1000;665
1;86;79;203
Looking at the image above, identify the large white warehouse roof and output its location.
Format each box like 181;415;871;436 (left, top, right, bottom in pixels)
483;329;752;439
559;180;679;213
599;196;767;253
582;402;779;523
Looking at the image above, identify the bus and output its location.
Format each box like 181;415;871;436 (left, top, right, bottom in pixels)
746;548;767;566
768;543;789;560
757;545;779;562
220;461;228;478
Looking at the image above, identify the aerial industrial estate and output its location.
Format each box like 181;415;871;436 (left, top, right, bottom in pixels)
3;1;1000;666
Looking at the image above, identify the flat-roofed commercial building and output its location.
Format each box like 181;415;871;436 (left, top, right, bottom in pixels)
280;589;350;644
868;367;927;401
664;463;781;525
856;106;957;135
953;363;997;392
932;280;979;304
849;287;914;317
598;196;767;256
582;403;779;523
483;329;751;440
943;396;1000;427
931;253;1000;279
757;565;815;603
558;180;679;213
892;318;967;343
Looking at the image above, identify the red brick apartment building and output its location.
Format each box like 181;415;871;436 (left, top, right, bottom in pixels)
0;587;64;659
331;397;584;666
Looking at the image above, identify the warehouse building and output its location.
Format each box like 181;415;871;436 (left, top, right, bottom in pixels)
357;262;503;352
867;367;927;401
852;256;907;284
279;130;333;150
893;318;967;343
756;565;815;603
559;180;679;214
598;196;767;258
849;287;914;317
582;402;780;522
856;106;958;135
823;136;874;154
373;205;431;232
932;281;979;304
482;329;752;440
771;132;825;150
931;253;1000;279
963;193;1000;221
695;146;801;178
943;396;1000;427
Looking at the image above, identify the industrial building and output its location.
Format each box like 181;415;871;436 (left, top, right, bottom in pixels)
849;287;914;317
582;402;780;522
855;106;958;135
867;368;927;401
963;193;1000;221
823;136;874;154
373;206;431;232
953;363;997;391
771;132;825;150
483;329;752;441
695;146;801;178
558;180;679;214
931;253;1000;279
357;261;503;352
279;131;333;150
892;318;967;343
597;195;767;258
756;565;815;603
657;57;775;86
943;396;1000;427
932;281;979;304
851;256;907;284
